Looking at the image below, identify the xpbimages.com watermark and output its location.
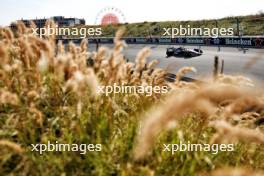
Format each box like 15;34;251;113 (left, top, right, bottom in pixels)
163;141;234;155
32;25;102;38
31;141;102;154
96;84;169;96
163;25;234;38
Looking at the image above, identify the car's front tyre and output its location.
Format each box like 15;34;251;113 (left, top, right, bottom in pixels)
166;51;173;57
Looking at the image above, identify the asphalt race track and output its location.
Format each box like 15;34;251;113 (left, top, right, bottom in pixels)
88;44;264;83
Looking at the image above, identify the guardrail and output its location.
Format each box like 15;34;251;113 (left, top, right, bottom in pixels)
58;37;264;48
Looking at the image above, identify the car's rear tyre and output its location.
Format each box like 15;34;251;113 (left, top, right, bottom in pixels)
194;49;203;53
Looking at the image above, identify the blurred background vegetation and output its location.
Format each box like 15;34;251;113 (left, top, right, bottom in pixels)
80;13;264;37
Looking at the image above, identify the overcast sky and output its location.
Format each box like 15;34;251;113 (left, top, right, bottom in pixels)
0;0;264;26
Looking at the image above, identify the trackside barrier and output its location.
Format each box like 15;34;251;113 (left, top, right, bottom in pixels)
59;37;264;48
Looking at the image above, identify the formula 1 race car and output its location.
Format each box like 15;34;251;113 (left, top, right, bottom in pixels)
166;47;203;58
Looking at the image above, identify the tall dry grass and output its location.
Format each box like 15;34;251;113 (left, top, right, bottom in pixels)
0;21;264;175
